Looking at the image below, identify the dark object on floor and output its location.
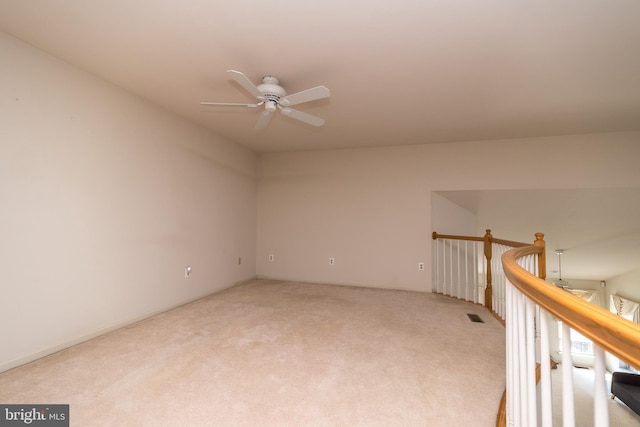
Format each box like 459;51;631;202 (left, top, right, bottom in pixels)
611;371;640;416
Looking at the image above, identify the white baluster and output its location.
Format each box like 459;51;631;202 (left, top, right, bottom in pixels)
517;289;528;424
456;239;461;298
506;281;519;425
448;239;453;296
473;242;479;303
539;310;553;426
494;245;500;317
526;298;537;426
435;238;438;293
464;241;469;301
562;323;575;426
593;346;609;427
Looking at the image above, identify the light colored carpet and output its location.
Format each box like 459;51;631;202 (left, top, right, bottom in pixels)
0;279;506;426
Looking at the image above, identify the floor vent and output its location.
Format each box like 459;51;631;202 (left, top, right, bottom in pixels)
467;313;485;323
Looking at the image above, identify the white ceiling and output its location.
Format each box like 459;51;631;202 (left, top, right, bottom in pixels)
2;1;639;282
1;0;639;153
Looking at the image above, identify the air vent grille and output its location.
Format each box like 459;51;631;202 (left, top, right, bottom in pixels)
467;313;485;323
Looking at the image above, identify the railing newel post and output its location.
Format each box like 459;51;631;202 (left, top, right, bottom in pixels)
534;232;546;280
484;229;493;312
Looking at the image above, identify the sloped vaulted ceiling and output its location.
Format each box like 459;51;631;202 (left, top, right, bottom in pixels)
0;0;639;153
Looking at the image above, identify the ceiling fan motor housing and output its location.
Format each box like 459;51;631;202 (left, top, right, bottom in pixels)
258;76;287;111
258;76;286;97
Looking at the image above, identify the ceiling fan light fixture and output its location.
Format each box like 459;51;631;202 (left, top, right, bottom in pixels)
265;99;277;112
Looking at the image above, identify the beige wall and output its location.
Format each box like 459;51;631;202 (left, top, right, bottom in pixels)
608;267;640;304
0;33;257;371
431;192;477;236
257;134;640;292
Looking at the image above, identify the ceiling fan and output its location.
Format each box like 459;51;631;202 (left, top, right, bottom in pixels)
201;70;330;130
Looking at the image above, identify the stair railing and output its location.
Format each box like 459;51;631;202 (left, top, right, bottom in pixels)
433;230;640;426
432;229;529;318
502;241;640;427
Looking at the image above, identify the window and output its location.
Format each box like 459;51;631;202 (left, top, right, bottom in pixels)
557;322;594;356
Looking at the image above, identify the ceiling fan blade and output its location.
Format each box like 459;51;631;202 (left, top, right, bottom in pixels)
200;102;262;107
280;108;325;127
280;86;330;107
227;70;264;99
255;110;273;130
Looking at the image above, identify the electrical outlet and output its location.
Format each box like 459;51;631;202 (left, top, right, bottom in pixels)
329;257;335;266
268;254;275;262
418;262;425;271
184;265;192;278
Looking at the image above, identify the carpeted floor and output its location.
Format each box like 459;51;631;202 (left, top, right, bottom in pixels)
0;279;507;426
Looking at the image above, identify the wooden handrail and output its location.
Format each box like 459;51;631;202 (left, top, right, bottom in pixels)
431;230;529;248
491;237;530;248
502;245;640;370
432;231;484;242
